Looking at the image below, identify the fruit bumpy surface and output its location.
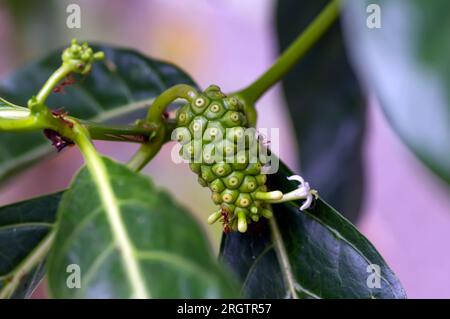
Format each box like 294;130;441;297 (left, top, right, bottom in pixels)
174;85;272;233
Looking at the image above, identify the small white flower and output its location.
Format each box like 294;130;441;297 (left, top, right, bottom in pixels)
287;175;317;211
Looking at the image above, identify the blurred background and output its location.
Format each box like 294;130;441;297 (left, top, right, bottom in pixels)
0;0;449;298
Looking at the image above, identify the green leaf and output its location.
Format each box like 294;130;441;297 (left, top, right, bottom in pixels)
0;193;61;298
220;161;406;299
277;0;366;222
0;44;196;181
47;157;237;298
342;0;450;184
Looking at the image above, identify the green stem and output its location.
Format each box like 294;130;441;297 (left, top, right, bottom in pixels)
0;114;44;132
235;0;340;105
146;84;197;124
127;126;166;171
80;120;156;143
127;84;198;171
35;64;72;106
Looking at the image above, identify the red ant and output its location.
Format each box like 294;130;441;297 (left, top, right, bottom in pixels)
53;74;77;94
51;109;73;128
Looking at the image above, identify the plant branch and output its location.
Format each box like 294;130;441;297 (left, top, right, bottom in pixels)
235;0;340;105
80;120;156;143
146;84;198;124
127;84;198;171
35;64;72;106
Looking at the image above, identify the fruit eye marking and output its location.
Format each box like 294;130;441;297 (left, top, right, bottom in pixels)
178;112;187;122
229;177;239;186
240;198;250;207
195;97;206;107
210;104;220;112
209;128;218;136
229;97;238;106
230;112;240;122
222;194;233;203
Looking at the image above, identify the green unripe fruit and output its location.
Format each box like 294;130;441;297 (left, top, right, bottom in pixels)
209;178;226;193
249;204;259;215
211;192;222;205
244;162;262;175
226;126;245;143
234;150;248;165
212;163;232;177
176;104;195;126
181;140;202;161
220;111;246;128
200;165;215;183
204;85;226;100
221;189;239;204
204;102;227;120
239;176;258;192
236;193;252;208
191;96;209;114
189;163;201;174
224;96;243;111
223;171;244;189
202;143;216;164
173;85;273;232
255;174;267;186
173;127;191;144
231;162;248;171
188;116;208;137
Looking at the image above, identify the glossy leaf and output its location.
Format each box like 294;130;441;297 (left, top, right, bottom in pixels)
277;0;366;222
342;0;450;184
220;161;406;299
0;44;196;181
47;157;237;298
0;193;61;298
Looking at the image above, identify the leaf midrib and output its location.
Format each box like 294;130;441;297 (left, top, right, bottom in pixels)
84;157;149;299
